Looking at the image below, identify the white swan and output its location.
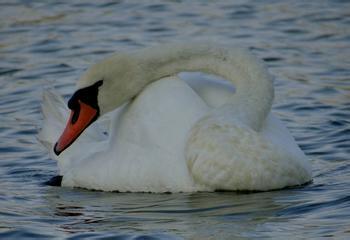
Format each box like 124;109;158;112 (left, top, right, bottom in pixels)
39;42;312;192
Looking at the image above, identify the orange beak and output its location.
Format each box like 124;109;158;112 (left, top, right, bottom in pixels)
54;100;98;155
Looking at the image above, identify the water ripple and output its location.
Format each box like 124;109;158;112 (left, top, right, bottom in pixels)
0;0;349;239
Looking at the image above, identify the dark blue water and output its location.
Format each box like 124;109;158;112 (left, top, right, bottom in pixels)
0;0;349;239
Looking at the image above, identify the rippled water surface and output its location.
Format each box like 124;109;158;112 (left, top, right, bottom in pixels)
1;0;349;239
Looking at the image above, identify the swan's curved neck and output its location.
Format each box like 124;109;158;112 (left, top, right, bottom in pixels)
135;43;274;130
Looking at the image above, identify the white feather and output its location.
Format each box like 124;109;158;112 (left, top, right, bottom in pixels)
39;43;312;192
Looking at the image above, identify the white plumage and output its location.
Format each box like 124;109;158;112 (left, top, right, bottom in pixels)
39;42;311;192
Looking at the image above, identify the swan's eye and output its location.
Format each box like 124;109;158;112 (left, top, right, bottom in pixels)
68;97;79;110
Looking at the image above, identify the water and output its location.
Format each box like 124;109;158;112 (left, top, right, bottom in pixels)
0;0;349;238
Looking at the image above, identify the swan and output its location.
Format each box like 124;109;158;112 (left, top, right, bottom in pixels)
39;42;312;192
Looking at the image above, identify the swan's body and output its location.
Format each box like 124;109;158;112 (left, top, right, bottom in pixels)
39;42;311;192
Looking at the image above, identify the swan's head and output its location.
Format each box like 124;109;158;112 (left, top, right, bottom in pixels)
54;54;142;155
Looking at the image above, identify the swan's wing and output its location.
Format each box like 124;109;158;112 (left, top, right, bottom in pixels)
186;114;312;191
38;89;69;161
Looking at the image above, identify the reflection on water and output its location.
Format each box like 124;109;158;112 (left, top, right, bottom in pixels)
0;0;349;239
43;188;299;238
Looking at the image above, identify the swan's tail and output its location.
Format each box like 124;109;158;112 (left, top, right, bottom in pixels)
38;89;109;166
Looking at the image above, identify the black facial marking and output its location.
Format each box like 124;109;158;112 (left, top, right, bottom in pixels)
67;80;103;120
